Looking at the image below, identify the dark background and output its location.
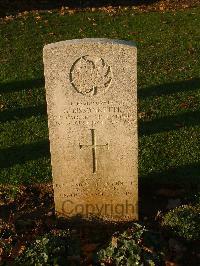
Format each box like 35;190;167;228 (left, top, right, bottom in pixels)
0;0;159;17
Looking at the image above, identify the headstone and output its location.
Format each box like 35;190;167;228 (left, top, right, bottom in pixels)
43;38;138;221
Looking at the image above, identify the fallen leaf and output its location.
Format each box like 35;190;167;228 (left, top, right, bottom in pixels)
35;16;41;21
68;10;75;15
159;4;165;11
180;102;189;109
111;236;118;248
60;6;65;16
138;112;146;119
129;32;138;35
143;245;154;254
4;16;14;21
175;122;184;128
10;244;26;258
165;261;178;266
155;210;162;221
83;243;97;253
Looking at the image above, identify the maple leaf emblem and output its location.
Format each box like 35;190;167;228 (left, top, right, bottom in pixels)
70;55;112;95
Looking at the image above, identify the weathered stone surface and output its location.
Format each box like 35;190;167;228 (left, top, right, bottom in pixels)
43;38;138;221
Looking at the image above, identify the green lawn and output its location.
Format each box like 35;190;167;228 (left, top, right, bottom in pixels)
0;8;200;185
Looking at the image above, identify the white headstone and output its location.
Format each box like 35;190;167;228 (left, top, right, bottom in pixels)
43;38;138;221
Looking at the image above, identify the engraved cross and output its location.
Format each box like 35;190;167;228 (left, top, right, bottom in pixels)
79;129;108;173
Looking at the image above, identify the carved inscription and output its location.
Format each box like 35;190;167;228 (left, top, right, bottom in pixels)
69;55;112;96
61;100;136;127
55;180;134;198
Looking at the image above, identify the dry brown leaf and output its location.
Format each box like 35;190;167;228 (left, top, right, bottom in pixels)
180;102;189;109
0;247;3;256
35;16;41;21
138;112;146;119
83;243;97;253
143;245;154;254
68;10;75;15
111;236;118;248
10;244;26;258
22;11;29;16
175;123;184;128
159;4;165;11
60;6;65;16
165;261;178;266
4;16;14;21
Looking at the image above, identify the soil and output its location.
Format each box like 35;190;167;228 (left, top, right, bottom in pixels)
0;183;199;265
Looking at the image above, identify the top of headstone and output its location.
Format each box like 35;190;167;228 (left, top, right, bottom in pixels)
43;38;136;51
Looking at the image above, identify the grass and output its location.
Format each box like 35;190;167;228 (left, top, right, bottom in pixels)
0;8;200;185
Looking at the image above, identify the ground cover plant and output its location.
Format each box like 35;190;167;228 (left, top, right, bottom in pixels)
15;230;81;265
162;192;200;241
0;1;200;265
0;185;200;264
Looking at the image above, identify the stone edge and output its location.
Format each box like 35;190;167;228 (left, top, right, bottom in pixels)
43;38;137;52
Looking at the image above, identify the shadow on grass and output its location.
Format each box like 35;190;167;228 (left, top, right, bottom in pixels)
0;104;46;122
140;110;200;136
140;162;200;186
138;77;200;98
0;0;159;17
139;163;200;219
0;77;199;186
0;78;44;93
1;77;199;95
0;140;50;168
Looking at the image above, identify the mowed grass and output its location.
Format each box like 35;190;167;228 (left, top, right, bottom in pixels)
0;8;200;185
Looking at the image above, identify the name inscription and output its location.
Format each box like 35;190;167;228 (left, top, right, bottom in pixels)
59;100;136;126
